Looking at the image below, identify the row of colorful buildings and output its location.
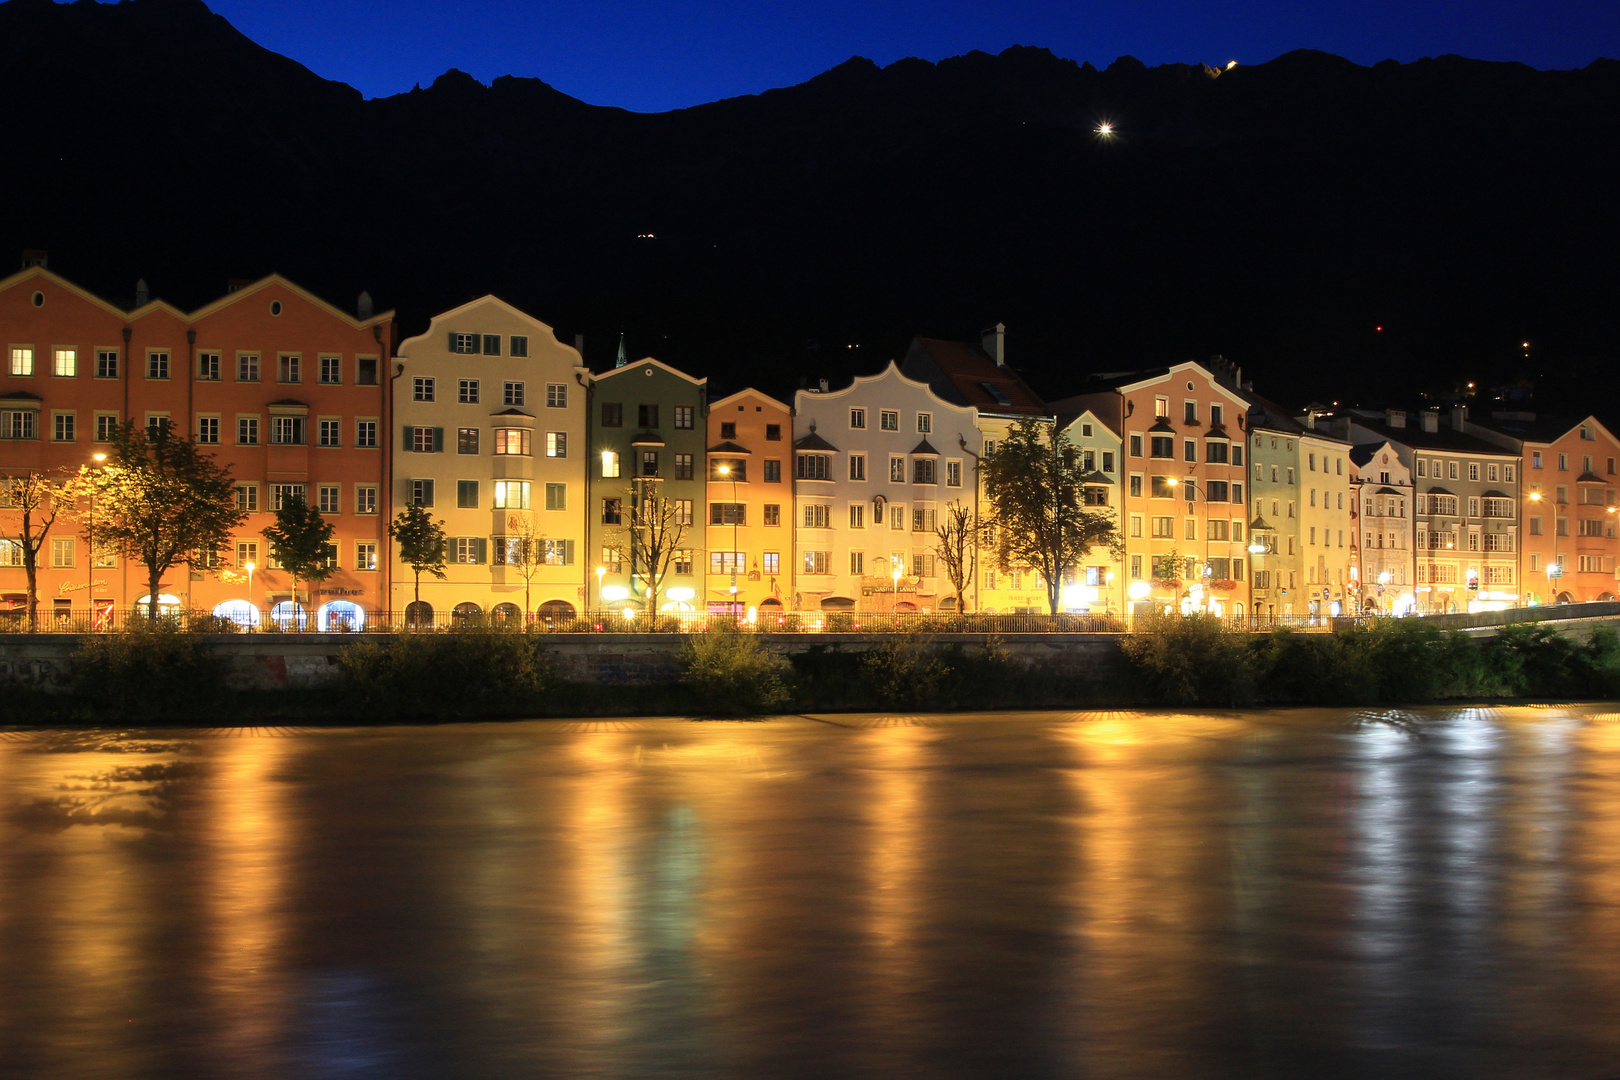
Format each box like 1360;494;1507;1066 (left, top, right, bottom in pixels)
2;257;1616;626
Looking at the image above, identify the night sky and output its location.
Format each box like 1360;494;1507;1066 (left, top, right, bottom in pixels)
206;0;1619;112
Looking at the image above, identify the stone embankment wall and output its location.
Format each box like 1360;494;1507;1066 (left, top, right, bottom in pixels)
0;633;1126;692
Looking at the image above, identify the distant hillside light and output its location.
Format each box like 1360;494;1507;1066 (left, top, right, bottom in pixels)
1227;60;1238;70
1095;122;1114;137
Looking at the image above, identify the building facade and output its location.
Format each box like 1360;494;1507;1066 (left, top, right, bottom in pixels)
391;297;589;621
792;362;977;615
1347;440;1416;615
1054;407;1127;614
586;358;708;614
0;262;393;627
704;389;793;616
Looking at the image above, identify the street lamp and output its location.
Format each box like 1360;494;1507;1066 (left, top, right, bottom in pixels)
717;462;740;613
1529;491;1563;600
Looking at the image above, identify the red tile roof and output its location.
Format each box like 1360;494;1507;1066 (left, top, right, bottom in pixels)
908;336;1049;417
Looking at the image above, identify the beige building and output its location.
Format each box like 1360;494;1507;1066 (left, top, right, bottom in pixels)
392;297;589;621
1347;440;1416;615
705;388;793;616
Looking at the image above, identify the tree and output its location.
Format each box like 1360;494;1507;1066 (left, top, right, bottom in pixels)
0;471;65;631
82;422;245;620
261;492;336;622
388;504;446;610
616;476;689;615
502;511;548;619
933;499;978;614
979;416;1121;615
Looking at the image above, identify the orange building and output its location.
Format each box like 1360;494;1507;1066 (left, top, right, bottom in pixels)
0;258;394;626
704;388;793;616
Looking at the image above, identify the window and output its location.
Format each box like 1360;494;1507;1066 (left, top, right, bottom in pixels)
890;506;906;530
601;451;620;478
1152;517;1174;538
458;379;480;404
720;421;736;440
1579;555;1606;574
766;424;781;441
638;404;659;428
912;508;936;532
1129;474;1144;497
455;537;486;564
318;419;340;447
409;479;435;507
673;549;694;575
482;334;501;356
502;382;525;407
1130;434;1143;457
494;481;531;509
271;483;307;511
880;410;899;431
49;537;75;568
917;412;932;434
602;402;623;427
356;543;377;571
1083;486;1109;506
355;486;377;515
850;408;866;429
850;551;865;575
237;417;259;445
674;406;694;430
1559;453;1568;471
763;503;781;526
546;431;567;458
186;350;218;380
318;485;340;514
803;551;829;575
356;357;378;385
510;336;528;357
797;454;831;480
481;428;522;455
711;551;745;575
235;484;258;512
1206;442;1228;463
51;412;75;442
319;356;341;384
1184;401;1198;423
235;541;259;570
762;552;780;575
601;498;622;525
1487;463;1499;483
277;354;300;383
849;454;866;481
454;480;479;509
674;453;694;480
713;503;747;526
270;416;305;445
673;499;693;525
914;459;936;484
890;456;906;483
195;416;217;444
1150;435;1173;458
356;420;378;448
9;347;32;375
710;459;745;482
1151;475;1175;499
641;450;658;476
601;547;623;574
545;383;566;408
802;504;828;528
1207;480;1229;502
763;459;781;483
414;377;435;402
946;461;962;486
147;352;169;379
451;333;478;354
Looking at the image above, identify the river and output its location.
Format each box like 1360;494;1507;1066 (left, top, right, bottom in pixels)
3;706;1619;1078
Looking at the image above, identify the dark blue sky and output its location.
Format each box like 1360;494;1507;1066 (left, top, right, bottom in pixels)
209;0;1618;111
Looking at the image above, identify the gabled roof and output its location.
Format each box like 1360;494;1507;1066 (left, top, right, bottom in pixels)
629;430;665;446
794;431;839;452
492;407;534;418
902;336;1050;417
707;440;751;455
399;293;578;359
1349;412;1518;455
592;356;706;386
910;438;940;456
1576;471;1606;483
708;387;790;413
1470;412;1616;446
0;389;43;402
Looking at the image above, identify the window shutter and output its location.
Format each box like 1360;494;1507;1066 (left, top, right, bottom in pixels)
471;334;483;355
564;539;575;565
475;537;487;564
432;427;444;452
447;331;458;351
402;425;414;451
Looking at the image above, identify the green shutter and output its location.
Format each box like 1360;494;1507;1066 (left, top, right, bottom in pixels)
471;334;483;355
432;427;444;452
564;539;575;565
475;537;487;564
447;331;458;351
402;425;413;451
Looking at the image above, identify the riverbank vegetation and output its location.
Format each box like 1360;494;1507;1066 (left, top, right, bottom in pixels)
0;617;1614;725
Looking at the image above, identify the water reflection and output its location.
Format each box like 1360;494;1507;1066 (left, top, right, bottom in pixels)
3;708;1620;1078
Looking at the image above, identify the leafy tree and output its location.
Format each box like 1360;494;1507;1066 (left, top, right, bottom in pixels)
933;499;978;614
616;476;689;615
81;422;245;620
980;416;1121;615
388;504;447;609
261;492;336;615
0;470;65;631
502;511;548;619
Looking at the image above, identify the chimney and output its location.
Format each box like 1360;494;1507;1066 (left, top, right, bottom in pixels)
356;290;374;319
134;278;149;307
226;278;252;293
1386;408;1406;429
819;378;830;392
1450;404;1468;430
573;333;585;356
981;322;1006;367
1422;409;1440;433
1331;415;1351;441
20;249;46;269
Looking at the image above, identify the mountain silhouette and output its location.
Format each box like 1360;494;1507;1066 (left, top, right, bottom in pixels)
3;0;1616;416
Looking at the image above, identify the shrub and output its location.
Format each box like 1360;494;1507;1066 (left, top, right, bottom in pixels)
678;624;792;716
72;619;228;720
337;627;554;718
859;637;952;709
1120;613;1259;706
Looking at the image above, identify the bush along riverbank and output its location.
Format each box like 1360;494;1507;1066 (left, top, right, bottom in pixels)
1;616;1615;725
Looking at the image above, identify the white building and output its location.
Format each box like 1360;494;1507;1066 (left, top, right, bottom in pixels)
1348;440;1416;614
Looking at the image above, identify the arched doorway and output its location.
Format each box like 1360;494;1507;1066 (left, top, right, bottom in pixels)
317;600;366;632
211;600;260;630
269;601;307;630
820;597;855;611
537;600;576;627
135;593;183;617
491;602;522;625
1555;591;1574;604
404;601;433;627
452;602;483;627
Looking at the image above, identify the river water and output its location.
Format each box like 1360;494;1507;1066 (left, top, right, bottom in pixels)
3;706;1620;1079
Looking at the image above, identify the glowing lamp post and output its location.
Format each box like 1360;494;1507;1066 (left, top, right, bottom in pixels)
892;558;903;614
595;565;605;612
717;463;740;613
